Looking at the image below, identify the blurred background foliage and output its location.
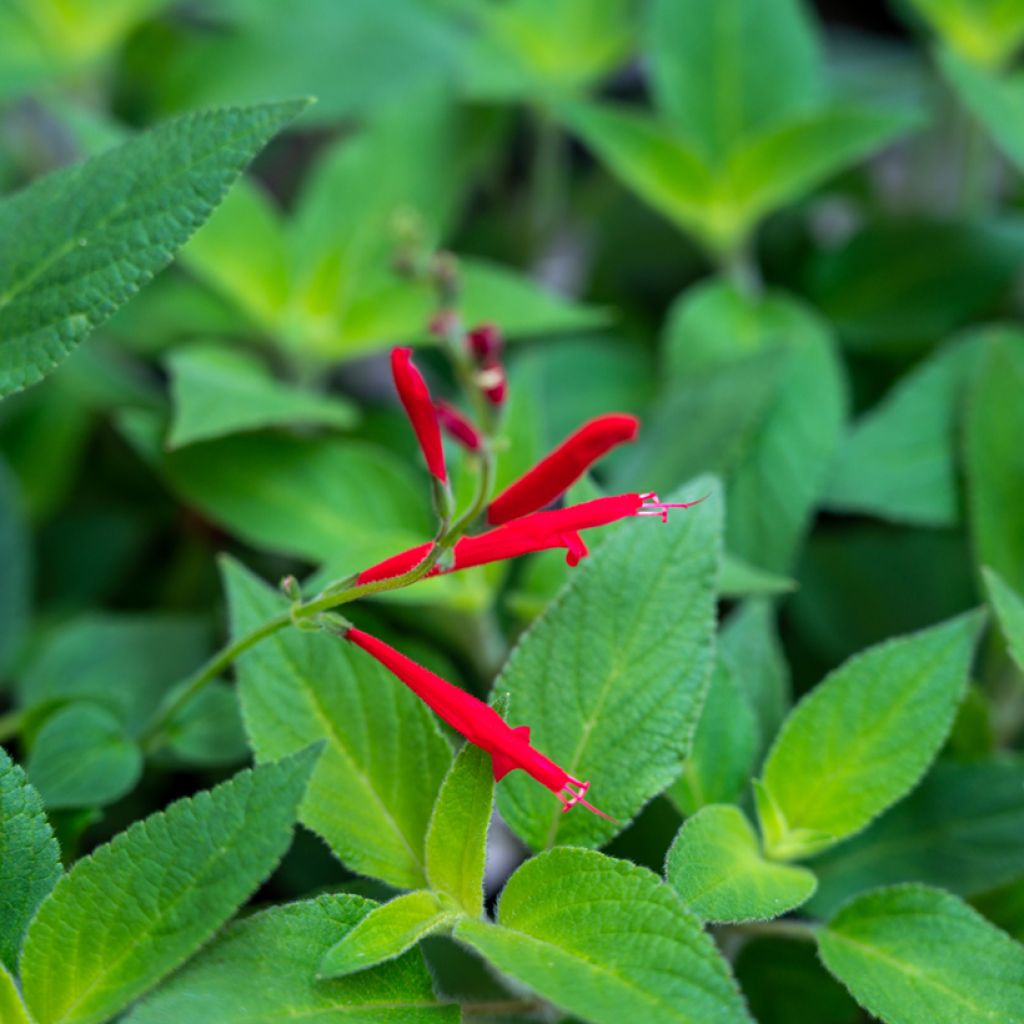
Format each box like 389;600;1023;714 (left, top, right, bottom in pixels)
1;0;1024;1012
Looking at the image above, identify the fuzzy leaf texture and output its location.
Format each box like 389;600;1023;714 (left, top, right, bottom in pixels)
126;894;458;1024
0;745;61;973
19;748;319;1024
223;559;452;889
756;611;984;859
818;884;1024;1024
0;963;31;1024
457;848;752;1024
0;99;308;397
495;476;720;850
666;804;817;923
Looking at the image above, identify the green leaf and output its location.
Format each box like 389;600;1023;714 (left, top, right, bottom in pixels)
0;99;308;398
165;343;357;448
984;566;1024;672
126;893;459;1023
669;659;758;815
425;737;495;916
719;600;791;748
496;477;720;851
666;805;817;923
20;749;318;1024
164;682;249;768
757;612;984;859
808;756;1024;918
156;432;432;569
224;559;452;889
456;848;752;1024
911;0;1024;67
0;963;31;1024
825;338;980;526
818;885;1024;1024
718;553;796;599
808;219;1024;353
26;702;142;809
0;745;61;974
318;891;455;979
16;614;211;737
964;327;1024;591
0;459;30;671
940;46;1024;172
646;0;823;161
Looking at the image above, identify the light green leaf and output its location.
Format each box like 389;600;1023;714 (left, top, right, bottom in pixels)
666;805;817;923
425;737;495;916
669;660;758;815
826;338;979;526
562;102;716;246
723;104;919;228
456;848;752;1024
647;0;822;161
819;884;1024;1024
719;600;791;747
157;433;432;570
126;894;459;1023
964;327;1024;591
0;962;31;1024
0;99;308;398
808;756;1024;918
496;477;720;851
20;749;319;1024
165;344;357;449
318;891;455;980
224;559;452;889
164;682;249;768
26;702;142;809
984;566;1024;672
16;614;210;737
0;745;61;974
911;0;1024;68
940;47;1024;171
757;612;984;859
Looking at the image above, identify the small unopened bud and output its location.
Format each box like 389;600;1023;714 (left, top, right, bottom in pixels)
280;575;301;601
478;360;507;406
428;309;458;338
431;251;460;305
435;401;482;451
467;323;503;362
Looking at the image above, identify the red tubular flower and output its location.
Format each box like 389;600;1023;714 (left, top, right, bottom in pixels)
487;414;640;525
356;492;704;584
345;627;610;817
391;347;446;482
435;401;482;452
467;323;503;362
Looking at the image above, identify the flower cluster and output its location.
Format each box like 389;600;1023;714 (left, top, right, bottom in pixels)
342;330;703;818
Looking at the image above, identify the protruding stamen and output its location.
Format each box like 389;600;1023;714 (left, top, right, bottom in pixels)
558;778;617;821
637;492;709;523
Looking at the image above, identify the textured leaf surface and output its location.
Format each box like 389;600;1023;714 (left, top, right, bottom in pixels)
166;344;356;448
26;702;142;809
425;738;494;915
808;756;1024;917
126;894;459;1023
225;560;452;889
826;339;978;526
0;963;31;1024
819;885;1024;1024
0;746;61;973
647;0;822;161
20;750;318;1024
496;477;720;850
964;328;1024;591
318;891;454;980
666;805;816;922
984;567;1024;673
757;612;983;858
669;659;758;815
0;100;307;397
456;848;752;1024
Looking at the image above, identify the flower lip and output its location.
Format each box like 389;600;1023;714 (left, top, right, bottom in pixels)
391;346;447;483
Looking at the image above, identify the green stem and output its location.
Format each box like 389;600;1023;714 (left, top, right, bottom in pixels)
726;919;819;943
958;110;992;218
0;709;24;743
530;107;565;245
719;236;763;298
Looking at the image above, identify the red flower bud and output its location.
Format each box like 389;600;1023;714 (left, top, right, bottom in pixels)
467;323;503;362
478;359;507;406
391;347;446;483
345;627;611;817
435;401;482;452
488;414;640;525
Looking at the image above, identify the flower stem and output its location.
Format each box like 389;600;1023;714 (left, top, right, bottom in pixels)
0;708;24;743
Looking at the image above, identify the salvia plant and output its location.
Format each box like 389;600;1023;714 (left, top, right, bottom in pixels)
2;1;1024;1023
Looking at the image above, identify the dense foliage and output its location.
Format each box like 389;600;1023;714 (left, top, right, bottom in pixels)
1;2;1024;1022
